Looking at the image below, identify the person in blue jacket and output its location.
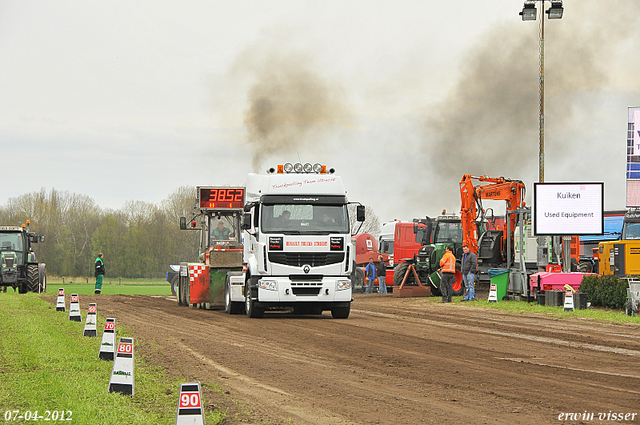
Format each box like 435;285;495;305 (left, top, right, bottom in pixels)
364;257;376;294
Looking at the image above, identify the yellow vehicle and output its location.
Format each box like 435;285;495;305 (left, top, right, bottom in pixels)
599;210;640;276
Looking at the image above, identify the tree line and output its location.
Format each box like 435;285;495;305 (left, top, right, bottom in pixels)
0;188;381;279
0;188;199;279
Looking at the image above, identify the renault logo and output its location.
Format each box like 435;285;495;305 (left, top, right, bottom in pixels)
303;265;311;274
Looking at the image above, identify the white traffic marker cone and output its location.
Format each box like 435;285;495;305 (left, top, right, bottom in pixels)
487;284;498;303
99;318;116;361
109;337;134;396
563;289;575;312
83;303;98;337
68;293;81;321
56;288;66;312
176;382;205;425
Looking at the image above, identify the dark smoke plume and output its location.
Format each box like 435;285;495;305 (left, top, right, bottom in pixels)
239;52;349;171
423;0;640;184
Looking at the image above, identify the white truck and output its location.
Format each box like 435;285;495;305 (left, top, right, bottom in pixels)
240;163;364;318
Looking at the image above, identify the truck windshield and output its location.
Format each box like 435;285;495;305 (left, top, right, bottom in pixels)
435;222;463;244
0;233;23;252
262;204;349;234
624;222;640;240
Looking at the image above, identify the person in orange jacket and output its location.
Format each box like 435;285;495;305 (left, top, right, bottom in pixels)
438;245;456;303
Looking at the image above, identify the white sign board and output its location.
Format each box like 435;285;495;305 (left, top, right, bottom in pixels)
533;183;604;236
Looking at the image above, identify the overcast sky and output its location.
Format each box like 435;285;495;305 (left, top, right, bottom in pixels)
2;0;639;223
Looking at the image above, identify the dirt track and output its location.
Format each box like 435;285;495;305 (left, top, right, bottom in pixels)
58;294;640;424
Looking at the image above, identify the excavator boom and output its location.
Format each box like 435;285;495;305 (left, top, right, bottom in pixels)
459;174;526;256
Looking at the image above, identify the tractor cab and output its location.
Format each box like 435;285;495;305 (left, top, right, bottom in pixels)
0;224;46;293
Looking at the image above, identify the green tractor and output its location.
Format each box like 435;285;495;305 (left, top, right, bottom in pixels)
392;214;465;296
0;223;46;294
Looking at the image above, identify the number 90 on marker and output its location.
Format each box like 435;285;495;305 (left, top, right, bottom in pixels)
179;392;201;408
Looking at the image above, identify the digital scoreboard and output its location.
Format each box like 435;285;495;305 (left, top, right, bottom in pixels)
198;186;245;210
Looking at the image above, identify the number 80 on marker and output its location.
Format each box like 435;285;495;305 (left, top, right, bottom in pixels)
117;343;133;354
179;392;201;408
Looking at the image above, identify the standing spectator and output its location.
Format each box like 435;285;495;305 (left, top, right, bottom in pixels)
461;244;478;301
94;253;105;295
376;255;387;294
364;257;376;294
438;246;456;303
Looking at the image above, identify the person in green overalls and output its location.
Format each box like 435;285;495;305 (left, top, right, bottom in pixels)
94;253;105;294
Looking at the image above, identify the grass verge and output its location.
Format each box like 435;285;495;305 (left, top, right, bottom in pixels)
421;295;640;323
0;294;225;425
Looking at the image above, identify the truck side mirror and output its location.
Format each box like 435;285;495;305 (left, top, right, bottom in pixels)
242;213;252;230
40;235;45;243
179;217;187;230
357;205;365;222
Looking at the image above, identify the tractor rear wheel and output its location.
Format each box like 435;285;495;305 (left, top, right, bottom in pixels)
26;264;39;293
393;262;415;287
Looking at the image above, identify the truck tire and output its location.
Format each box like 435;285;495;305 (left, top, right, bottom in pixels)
577;261;593;273
331;303;350;319
178;277;188;306
26;264;39;293
626;300;634;316
38;266;47;293
225;276;244;314
351;265;365;293
170;275;179;296
245;281;264;318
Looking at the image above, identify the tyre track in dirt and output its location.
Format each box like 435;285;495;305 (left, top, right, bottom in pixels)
66;294;640;424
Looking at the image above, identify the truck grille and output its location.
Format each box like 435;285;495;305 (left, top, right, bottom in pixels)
290;283;323;296
268;252;344;267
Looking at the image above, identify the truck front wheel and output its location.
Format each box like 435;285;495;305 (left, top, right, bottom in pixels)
331;303;350;319
245;281;264;318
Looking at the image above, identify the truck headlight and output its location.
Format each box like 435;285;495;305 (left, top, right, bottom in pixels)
336;280;351;291
259;280;278;291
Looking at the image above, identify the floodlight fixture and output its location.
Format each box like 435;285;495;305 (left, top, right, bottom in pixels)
546;1;563;19
520;2;537;21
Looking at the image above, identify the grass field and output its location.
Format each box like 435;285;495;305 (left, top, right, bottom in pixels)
0;294;224;425
44;276;172;296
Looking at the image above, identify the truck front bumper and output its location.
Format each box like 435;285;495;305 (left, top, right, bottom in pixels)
255;277;352;304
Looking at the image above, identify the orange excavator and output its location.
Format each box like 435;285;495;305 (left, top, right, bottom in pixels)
459;174;526;263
